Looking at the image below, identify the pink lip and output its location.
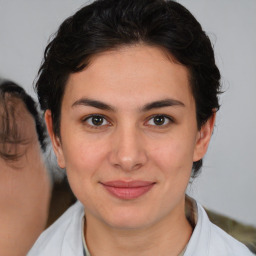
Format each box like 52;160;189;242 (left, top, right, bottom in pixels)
100;180;155;200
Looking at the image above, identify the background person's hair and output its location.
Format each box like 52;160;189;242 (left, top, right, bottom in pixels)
35;0;221;177
0;80;47;161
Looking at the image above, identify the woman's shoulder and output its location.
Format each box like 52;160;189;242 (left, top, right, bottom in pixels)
27;201;84;256
209;221;254;255
185;198;254;256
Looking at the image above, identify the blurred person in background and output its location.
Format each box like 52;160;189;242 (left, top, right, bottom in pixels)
0;80;51;256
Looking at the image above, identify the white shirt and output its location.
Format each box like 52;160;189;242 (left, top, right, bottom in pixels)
27;200;254;256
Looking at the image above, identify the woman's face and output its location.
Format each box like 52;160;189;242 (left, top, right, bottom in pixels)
46;45;213;229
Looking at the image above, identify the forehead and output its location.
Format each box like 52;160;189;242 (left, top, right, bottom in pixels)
63;45;194;110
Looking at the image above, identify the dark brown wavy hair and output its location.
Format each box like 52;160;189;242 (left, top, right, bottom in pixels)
35;0;221;177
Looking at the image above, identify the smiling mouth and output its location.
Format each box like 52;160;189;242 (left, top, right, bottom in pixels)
100;180;156;200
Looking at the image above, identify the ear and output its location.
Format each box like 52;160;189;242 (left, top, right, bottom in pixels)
45;110;66;169
193;112;216;162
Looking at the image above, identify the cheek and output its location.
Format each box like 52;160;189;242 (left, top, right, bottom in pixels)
62;136;108;184
150;134;195;177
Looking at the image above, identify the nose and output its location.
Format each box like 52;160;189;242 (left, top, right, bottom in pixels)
108;124;148;172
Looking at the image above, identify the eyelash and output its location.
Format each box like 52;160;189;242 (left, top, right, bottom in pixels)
81;114;174;129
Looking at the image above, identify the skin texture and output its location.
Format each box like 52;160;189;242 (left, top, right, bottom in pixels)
46;45;215;256
0;98;51;256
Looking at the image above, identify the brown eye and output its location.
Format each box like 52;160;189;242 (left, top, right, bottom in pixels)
147;115;173;127
91;116;104;126
153;115;166;125
85;115;109;127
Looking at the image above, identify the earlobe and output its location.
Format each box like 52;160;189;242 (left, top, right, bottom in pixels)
44;110;66;169
193;113;216;162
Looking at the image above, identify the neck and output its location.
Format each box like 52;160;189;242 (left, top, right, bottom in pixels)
84;201;192;256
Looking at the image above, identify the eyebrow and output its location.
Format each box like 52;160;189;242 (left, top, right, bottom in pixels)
72;98;115;111
72;98;184;112
141;99;185;111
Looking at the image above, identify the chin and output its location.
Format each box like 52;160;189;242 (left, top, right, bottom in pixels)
101;206;154;230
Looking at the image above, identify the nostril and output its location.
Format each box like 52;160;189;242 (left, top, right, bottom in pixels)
110;153;147;172
133;163;143;171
